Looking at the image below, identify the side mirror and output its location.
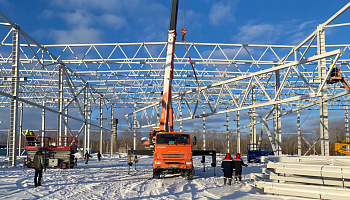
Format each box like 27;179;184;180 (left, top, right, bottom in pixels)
192;136;197;146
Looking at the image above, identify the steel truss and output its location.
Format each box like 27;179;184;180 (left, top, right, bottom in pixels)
1;3;350;165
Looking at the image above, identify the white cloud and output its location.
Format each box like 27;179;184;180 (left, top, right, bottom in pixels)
234;23;282;44
50;0;121;12
60;10;92;28
52;27;103;44
209;0;235;26
287;20;316;45
99;14;127;31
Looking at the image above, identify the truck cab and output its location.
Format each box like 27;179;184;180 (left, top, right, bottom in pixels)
153;132;193;179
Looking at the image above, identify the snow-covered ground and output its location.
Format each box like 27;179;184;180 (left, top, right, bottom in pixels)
0;154;304;199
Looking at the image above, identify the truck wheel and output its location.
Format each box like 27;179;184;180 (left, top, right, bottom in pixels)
186;170;193;180
28;162;34;168
153;170;161;179
59;162;67;169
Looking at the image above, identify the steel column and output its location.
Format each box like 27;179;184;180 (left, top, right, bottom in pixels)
157;104;160;127
179;102;182;132
9;27;20;167
64;107;68;137
345;106;349;141
274;70;282;156
236;111;240;153
18;102;23;157
110;104;114;157
297;110;302;156
57;64;63;138
317;25;329;156
83;87;87;154
41;101;45;147
226;106;230;153
87;102;91;153
133;103;137;150
202;103;206;150
99;98;103;154
250;88;257;150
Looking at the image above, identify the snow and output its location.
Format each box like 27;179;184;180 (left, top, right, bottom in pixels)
0;154;304;199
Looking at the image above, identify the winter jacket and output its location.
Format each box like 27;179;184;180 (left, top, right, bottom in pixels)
84;152;92;160
233;153;247;173
221;153;235;178
33;151;45;170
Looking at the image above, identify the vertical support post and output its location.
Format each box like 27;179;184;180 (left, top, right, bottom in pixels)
99;98;103;154
250;88;256;150
274;70;282;156
58;64;63;139
297;110;302;156
110;104;114;157
202;103;206;150
345;106;349;141
64;107;68;137
179;102;183;132
157;103;160;127
9;27;20;167
87;102;91;153
236;111;240;153
317;25;329;156
41;102;45;147
226;105;230;153
133;103;137;150
18;102;23;157
83;87;87;154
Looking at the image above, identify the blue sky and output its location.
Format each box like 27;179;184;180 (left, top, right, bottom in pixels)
2;0;350;45
1;0;350;137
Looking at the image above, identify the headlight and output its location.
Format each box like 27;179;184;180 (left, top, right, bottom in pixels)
186;162;192;165
155;161;161;164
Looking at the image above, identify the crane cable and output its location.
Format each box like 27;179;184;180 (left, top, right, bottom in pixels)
181;30;200;91
181;0;200;91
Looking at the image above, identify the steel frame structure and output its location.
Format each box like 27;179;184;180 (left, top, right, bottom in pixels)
2;3;350;166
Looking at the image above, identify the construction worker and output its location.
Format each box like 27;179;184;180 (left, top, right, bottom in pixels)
97;151;102;161
25;130;34;146
33;149;46;187
30;131;36;146
329;64;337;78
25;129;30;136
233;153;247;181
30;131;35;136
84;150;92;164
221;153;235;185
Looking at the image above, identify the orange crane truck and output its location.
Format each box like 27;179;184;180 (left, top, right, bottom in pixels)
127;0;216;179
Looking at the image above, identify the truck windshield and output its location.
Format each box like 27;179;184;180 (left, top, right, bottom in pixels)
156;134;190;145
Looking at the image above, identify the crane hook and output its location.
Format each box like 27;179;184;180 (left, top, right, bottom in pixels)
181;28;186;42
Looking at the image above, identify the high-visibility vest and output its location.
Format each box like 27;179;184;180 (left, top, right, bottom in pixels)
30;131;35;136
329;64;336;69
25;129;30;136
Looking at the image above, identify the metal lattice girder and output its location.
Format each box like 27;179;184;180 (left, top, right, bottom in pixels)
1;4;350;130
127;49;344;128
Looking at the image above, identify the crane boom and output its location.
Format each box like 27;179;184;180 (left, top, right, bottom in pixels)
159;0;179;132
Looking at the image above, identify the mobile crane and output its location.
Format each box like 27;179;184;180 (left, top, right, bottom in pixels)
128;0;216;179
150;0;194;179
